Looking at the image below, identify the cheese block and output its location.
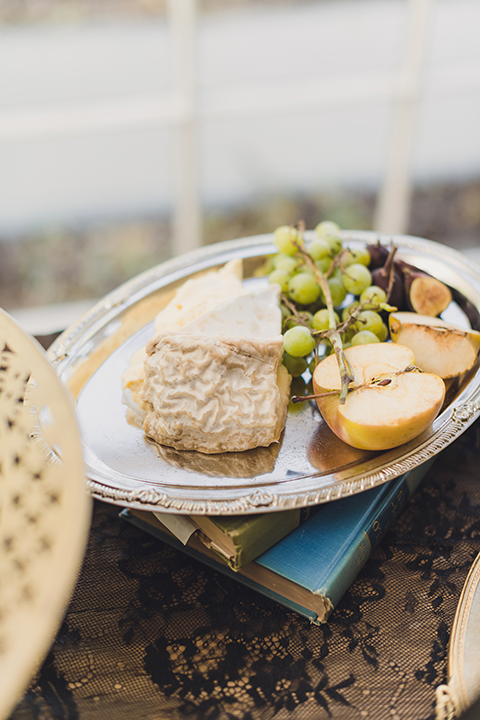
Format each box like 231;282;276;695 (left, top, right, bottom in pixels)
122;259;292;454
153;258;245;334
142;333;290;454
180;286;282;339
122;258;246;415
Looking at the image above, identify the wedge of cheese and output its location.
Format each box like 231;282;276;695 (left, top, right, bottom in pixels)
143;333;290;454
122;259;245;421
122;259;291;454
153;258;245;334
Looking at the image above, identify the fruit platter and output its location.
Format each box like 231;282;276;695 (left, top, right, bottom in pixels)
48;227;480;514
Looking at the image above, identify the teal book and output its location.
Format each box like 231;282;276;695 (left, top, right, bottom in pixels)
121;458;434;625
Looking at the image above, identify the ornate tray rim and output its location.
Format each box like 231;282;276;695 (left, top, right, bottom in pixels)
436;550;480;718
48;231;480;514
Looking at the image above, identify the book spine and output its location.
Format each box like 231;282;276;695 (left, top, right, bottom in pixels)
320;458;435;611
228;509;301;570
364;458;433;552
121;510;321;625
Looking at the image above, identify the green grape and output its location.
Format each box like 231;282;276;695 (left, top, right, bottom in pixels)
342;301;360;323
316;220;341;238
282;352;308;377
261;257;275;275
346;247;371;266
284;312;314;331
273;254;299;274
268;269;290;292
283;316;298;331
342;326;356;343
354;310;384;337
351;330;380;346
360;285;387;309
290;375;308;397
318;338;334;356
324;277;347;307
305;297;325;314
301;311;314;328
342;264;372;295
340;249;355;267
377;322;388;342
274;226;302;256
280;303;292;321
292;264;314;278
288;272;321;305
323;233;343;256
308;238;331;261
283;326;315;358
329;266;343;282
315;257;333;274
312;308;339;332
308;356;318;376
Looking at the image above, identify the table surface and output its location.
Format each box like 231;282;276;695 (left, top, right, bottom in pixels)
9;416;480;720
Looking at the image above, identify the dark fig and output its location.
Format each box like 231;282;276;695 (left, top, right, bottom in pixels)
406;274;451;316
397;260;452;317
367;241;390;270
371;267;405;309
370;245;405;309
394;259;480;327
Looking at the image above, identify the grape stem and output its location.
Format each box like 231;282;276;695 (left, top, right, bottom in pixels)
281;294;313;331
291;390;342;403
291;365;423;404
311;298;394;342
294;240;353;404
325;247;352;279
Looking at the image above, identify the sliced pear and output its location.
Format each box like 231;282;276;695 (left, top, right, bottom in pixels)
389;311;480;379
312;343;445;451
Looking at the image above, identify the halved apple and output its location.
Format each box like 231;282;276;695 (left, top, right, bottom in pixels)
312;343;445;451
389;311;480;379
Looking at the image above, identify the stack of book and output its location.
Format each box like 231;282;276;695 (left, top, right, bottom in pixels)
121;458;434;625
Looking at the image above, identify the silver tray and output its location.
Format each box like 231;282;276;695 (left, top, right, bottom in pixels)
48;231;480;515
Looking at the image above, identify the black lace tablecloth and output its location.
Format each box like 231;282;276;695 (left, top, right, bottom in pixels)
10;419;480;720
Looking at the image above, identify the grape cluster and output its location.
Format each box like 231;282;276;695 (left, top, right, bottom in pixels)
269;222;390;378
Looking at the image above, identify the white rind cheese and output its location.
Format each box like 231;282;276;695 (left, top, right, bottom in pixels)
181;286;282;339
122;258;292;454
122;258;247;411
153;258;245;334
143;333;290;454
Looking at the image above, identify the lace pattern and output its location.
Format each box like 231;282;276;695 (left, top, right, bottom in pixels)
10;420;480;720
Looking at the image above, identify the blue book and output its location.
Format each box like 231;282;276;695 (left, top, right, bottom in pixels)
120;457;434;625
